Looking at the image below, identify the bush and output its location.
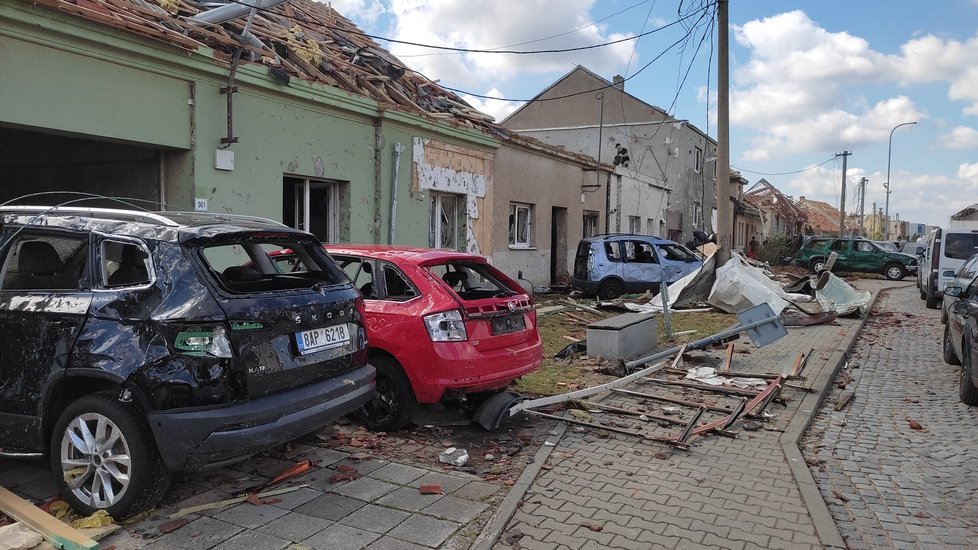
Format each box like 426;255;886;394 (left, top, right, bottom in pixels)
757;235;798;265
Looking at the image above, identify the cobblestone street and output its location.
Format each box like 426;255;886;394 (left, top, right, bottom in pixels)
804;284;978;549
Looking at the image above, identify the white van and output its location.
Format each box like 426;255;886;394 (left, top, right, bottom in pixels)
921;227;978;308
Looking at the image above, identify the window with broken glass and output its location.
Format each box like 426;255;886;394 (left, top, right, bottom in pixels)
509;203;532;248
430;192;462;250
628;216;641;234
583;211;600;238
283;176;348;243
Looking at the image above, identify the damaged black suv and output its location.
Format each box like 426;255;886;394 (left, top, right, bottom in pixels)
0;206;374;518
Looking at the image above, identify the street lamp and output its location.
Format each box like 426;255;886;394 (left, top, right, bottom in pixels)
884;121;916;240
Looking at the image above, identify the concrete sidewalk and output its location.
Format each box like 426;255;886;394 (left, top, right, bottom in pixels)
484;281;895;550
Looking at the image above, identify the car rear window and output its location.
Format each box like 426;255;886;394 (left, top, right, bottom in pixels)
197;238;346;293
427;262;520;301
658;243;697;262
944;233;978;260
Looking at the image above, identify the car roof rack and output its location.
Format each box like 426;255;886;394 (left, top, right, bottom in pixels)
0;205;181;227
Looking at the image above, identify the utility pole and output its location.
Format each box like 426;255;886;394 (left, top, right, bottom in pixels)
871;201;877;236
715;0;731;263
837;151;850;237
858;177;867;237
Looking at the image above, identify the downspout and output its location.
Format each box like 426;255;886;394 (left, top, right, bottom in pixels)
389;142;404;244
373;116;384;244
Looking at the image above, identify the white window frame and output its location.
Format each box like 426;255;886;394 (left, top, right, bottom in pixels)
583;210;600;238
510;203;532;248
694;146;703;173
692;202;702;228
628;215;641;234
430;192;461;250
290;177;340;243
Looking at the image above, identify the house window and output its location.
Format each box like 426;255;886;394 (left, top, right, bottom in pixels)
692;202;702;229
583;210;599;238
694;146;703;173
646;218;654;235
284;176;345;243
430;192;462;250
509;203;533;247
628;216;641;234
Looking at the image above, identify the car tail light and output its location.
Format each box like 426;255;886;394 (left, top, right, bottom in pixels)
423;309;467;342
586;248;595;274
174;326;233;358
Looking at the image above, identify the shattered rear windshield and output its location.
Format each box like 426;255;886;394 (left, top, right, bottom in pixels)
197;239;346;293
426;262;520;301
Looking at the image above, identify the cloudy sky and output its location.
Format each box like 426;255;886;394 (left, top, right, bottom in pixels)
329;0;978;229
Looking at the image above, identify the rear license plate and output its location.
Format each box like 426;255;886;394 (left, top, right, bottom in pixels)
296;323;352;355
491;314;526;335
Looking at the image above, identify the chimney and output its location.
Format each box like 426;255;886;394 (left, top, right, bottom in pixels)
799;196;805;201
613;75;624;90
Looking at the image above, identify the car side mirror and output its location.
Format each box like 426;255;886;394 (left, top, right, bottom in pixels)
945;286;963;298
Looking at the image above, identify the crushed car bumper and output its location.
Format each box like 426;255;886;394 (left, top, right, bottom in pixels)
148;364;375;471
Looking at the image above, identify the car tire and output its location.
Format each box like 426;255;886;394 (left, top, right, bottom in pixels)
809;258;826;273
597;279;625;300
51;392;170;519
920;287;926;300
926;295;940;309
356;355;416;432
944;324;961;365
960;337;978;405
883;263;906;281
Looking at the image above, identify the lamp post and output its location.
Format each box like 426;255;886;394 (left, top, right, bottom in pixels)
884;121;916;240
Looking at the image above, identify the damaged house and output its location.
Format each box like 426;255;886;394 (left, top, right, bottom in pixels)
1;0;613;286
744;179;806;240
501;66;714;244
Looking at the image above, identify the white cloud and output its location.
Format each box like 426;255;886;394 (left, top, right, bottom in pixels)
460;89;520;122
323;0;385;25
386;0;635;90
939;126;978;149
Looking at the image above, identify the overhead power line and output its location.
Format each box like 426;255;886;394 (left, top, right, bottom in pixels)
732;156;838;177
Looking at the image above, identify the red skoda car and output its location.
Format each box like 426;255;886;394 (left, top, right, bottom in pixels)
320;245;543;431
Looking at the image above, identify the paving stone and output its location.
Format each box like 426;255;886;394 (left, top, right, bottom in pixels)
213;501;290;529
159;516;244;550
376;486;444;512
421;494;488;523
255;511;332;542
337;503;410;534
451;480;502;501
330;476;399;501
387;514;461;547
302;522;381;550
268;486;324;510
365;536;431;550
368;462;428;485
293;492;366;521
210;529;291;550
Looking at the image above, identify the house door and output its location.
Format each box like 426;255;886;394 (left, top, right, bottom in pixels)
550;207;567;285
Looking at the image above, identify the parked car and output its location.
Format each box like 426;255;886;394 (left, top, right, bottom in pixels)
920;227;978;309
941;253;978;324
310;245;543;432
571;234;702;300
0;205;373;518
875;240;899;252
793;236;917;280
941;280;978;405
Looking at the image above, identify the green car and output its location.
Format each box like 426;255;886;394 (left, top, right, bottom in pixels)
794;237;918;280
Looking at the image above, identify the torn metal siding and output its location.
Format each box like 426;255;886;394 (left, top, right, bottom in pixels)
412;137;492;255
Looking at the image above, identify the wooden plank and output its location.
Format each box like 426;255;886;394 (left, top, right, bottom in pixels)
789;351;805;377
723;343;735;372
834;391;855;411
0;486;98;550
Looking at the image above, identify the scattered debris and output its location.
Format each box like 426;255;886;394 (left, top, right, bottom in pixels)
834;392;855;411
0;522;42;550
582;523;604;532
906;418;924;431
329;464;361;483
419;485;443;495
169;486;305;519
0;486;99;550
158;518;190;534
438;447;470;467
832;490;849;502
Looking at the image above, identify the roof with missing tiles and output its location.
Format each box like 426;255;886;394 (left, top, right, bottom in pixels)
30;0;498;129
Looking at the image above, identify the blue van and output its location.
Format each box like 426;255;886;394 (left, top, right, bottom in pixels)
571;234;702;300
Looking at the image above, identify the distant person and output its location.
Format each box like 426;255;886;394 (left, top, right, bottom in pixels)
748;237;759;259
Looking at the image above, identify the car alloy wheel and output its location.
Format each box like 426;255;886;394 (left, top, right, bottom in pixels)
52;393;170;518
